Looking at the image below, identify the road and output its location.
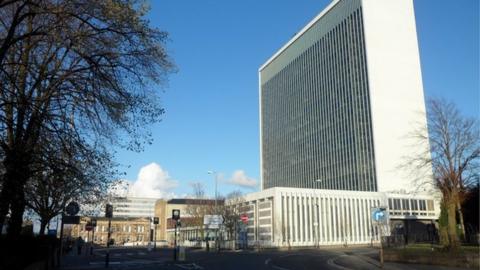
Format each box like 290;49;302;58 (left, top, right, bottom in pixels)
59;246;469;270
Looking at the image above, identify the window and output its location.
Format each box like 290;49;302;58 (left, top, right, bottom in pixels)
427;200;434;211
419;200;426;211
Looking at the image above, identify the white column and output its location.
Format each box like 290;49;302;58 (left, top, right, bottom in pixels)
327;197;332;244
299;196;304;244
308;196;313;245
360;199;365;243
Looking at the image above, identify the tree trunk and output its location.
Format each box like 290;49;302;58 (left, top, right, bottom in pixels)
456;201;466;241
446;201;460;249
7;181;26;237
3;149;31;238
39;219;48;236
0;180;13;234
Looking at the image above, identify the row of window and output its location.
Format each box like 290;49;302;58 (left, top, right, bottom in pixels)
281;195;381;243
261;6;377;192
388;198;435;216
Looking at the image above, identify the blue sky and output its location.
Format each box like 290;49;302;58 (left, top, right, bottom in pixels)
114;0;479;199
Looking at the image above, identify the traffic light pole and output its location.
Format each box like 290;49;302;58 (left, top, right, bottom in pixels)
154;224;157;251
105;218;111;268
173;222;177;261
91;227;95;255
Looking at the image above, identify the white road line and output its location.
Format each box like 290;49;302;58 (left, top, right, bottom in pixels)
265;257;291;270
326;255;352;270
90;262;121;265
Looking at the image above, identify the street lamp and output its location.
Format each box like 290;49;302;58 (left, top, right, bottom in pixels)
207;170;219;252
313;179;323;189
207;171;218;212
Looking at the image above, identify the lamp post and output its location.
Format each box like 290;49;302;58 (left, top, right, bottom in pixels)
207;171;219;251
207;171;218;212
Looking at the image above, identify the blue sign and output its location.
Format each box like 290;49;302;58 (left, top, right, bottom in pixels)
371;207;388;223
47;229;57;236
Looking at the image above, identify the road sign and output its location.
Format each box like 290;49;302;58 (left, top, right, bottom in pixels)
204;215;223;225
172;209;180;220
63;215;80;224
47;229;57;236
91;219;97;227
153;217;159;225
66;201;80;216
371;207;388;223
105;204;113;218
206;224;219;229
85;224;93;231
240;214;248;224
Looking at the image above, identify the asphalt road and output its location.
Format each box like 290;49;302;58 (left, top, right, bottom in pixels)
59;246;469;270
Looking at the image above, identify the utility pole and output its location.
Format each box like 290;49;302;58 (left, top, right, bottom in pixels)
105;204;113;268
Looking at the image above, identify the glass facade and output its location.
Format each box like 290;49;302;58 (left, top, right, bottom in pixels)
260;2;377;191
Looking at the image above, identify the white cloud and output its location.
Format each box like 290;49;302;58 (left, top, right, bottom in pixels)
227;170;258;189
128;163;178;198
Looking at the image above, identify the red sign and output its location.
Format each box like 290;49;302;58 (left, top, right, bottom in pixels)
85;225;93;231
241;214;248;224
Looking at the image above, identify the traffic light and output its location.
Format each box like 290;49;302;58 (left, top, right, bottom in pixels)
105;204;113;218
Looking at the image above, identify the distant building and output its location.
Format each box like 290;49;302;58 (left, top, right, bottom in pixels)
111;197;157;218
69;217;150;246
155;198;221;244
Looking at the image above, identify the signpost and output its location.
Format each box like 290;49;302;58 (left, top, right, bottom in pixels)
153;217;159;251
172;209;180;261
240;214;248;225
371;207;389;269
105;204;113;268
204;215;223;252
90;219;97;255
59;201;81;266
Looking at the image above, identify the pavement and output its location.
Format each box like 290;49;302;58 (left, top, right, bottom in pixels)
58;246;474;270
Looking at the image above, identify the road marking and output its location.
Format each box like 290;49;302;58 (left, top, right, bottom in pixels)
138;252;146;255
326;255;352;270
90;261;121;265
265;257;291;270
175;263;204;269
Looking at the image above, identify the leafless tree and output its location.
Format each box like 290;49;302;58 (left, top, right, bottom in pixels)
0;0;175;236
405;98;479;249
25;136;116;234
221;191;245;242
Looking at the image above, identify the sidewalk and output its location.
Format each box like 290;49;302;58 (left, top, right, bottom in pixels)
346;249;473;270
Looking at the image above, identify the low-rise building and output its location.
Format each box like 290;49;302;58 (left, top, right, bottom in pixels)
68;217;150;246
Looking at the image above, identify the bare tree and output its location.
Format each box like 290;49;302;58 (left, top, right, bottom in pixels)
221;191;245;243
25;136;116;234
183;184;215;243
406;98;479;249
0;0;175;236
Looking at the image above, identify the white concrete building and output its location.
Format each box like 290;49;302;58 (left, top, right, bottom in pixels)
259;0;433;194
241;0;440;247
232;188;438;247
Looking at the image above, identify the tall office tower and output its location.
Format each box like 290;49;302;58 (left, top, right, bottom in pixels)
259;0;432;192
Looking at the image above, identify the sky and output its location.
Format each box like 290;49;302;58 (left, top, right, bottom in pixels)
113;0;479;200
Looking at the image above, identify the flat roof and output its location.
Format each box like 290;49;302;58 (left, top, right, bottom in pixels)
258;0;341;72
